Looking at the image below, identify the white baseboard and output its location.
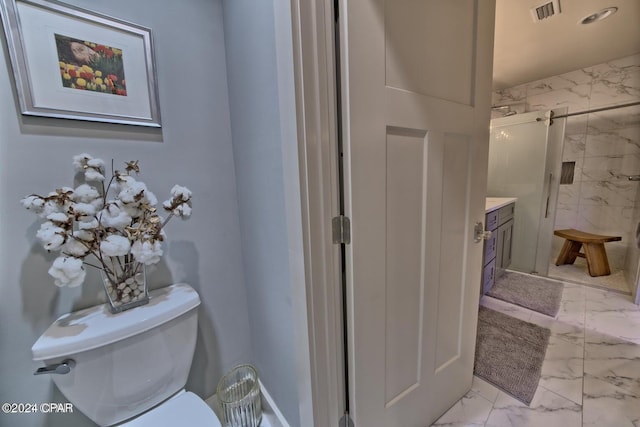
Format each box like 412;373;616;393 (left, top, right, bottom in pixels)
205;379;290;427
258;379;291;427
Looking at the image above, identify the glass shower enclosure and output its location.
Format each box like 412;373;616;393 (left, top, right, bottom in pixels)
487;109;566;275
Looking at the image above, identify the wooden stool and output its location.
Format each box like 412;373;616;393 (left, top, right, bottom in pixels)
554;229;622;277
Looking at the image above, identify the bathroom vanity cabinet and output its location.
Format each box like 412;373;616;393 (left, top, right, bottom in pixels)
482;198;516;295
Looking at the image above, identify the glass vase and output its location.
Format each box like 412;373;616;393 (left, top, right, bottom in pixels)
100;257;148;314
217;364;262;427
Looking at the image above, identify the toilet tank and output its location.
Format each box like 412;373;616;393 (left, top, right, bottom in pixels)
32;283;201;427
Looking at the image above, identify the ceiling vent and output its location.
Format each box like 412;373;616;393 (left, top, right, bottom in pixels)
530;0;561;22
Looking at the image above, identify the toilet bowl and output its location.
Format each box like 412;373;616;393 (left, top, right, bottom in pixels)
32;283;221;427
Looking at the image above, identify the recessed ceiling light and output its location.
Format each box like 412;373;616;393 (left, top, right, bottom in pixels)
579;7;618;25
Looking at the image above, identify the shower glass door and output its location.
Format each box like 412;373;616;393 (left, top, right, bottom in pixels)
487;109;564;275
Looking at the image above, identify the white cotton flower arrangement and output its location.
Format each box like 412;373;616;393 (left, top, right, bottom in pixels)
21;153;193;292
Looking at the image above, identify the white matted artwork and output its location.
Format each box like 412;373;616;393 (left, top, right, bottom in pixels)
0;0;161;127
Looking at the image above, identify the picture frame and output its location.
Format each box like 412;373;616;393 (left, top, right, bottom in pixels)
0;0;161;127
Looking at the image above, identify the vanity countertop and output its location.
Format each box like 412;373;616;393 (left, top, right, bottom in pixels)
485;197;517;213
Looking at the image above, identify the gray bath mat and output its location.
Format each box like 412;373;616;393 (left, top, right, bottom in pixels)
474;306;551;405
487;271;564;317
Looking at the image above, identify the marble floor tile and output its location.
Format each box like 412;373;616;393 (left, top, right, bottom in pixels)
556;284;587;322
584;286;640;312
431;388;494;427
582;377;640;427
434;277;640;427
549;262;632;295
529;308;585;349
484;387;582;427
471;377;501;404
584;308;640;344
555;321;586;344
584;287;640;344
479;295;534;323
539;335;584;405
584;329;640;396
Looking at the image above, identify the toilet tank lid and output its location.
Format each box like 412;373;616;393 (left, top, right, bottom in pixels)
32;283;200;361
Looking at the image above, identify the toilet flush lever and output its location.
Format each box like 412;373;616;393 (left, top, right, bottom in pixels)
34;359;75;375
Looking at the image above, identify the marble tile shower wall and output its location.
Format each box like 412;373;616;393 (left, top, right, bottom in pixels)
493;53;640;274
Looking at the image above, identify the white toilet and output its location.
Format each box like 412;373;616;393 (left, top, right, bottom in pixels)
32;283;222;427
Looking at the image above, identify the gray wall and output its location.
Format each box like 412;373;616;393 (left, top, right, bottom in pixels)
222;0;304;425
0;1;254;426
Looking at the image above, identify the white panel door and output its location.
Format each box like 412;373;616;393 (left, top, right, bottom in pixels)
341;1;496;426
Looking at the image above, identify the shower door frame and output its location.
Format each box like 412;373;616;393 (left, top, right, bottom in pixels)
487;108;566;276
537;107;567;276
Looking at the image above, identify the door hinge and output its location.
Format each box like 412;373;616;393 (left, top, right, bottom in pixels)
332;216;351;244
339;413;354;427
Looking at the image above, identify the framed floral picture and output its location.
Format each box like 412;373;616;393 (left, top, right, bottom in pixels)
0;0;161;127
